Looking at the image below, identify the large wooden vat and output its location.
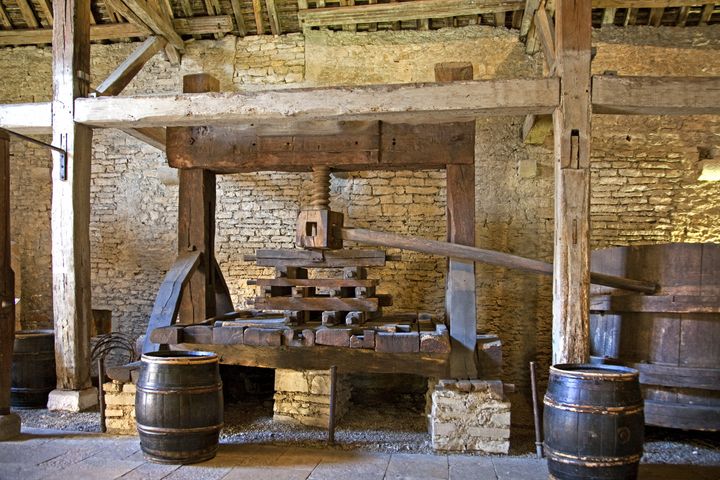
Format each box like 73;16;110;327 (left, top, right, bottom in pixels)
590;243;720;431
136;351;223;464
11;330;56;409
544;364;644;480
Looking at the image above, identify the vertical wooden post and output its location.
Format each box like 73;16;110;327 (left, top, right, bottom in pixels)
0;130;20;440
177;73;219;324
552;0;592;364
48;0;96;411
435;62;478;379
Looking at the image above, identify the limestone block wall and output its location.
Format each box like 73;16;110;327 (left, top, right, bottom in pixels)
0;26;719;412
273;369;351;428
103;381;137;435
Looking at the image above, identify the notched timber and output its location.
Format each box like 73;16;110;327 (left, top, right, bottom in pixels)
166;122;474;172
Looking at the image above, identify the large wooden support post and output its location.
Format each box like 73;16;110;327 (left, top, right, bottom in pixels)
435;62;478;379
0;130;20;439
48;0;96;411
552;0;592;364
177;74;220;324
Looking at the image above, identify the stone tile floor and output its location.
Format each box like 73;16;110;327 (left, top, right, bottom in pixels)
1;428;719;480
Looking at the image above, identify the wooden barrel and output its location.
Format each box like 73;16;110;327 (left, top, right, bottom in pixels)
590;243;720;431
544;364;644;480
136;351;223;464
11;330;56;409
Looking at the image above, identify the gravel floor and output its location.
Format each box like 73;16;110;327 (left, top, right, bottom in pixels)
13;401;720;465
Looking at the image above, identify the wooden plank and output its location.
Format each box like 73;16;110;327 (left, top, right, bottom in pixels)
552;0;592;365
520;0;542;37
213;258;234;316
122;0;184;51
630;363;720;390
436;62;478;380
0;102;52;134
676;5;690;25
644;401;720;431
177;74;220;326
37;0;54;25
230;0;247;36
0;130;14;417
265;0;280;34
51;0;93;392
298;0;525;27
149;325;184;345
252;0;264;34
594;0;715;5
179;343;450;377
699;3;714;24
141;251;201;353
251;249;388;268
254;296;379;312
252;278;378;288
592;76;720;116
16;0;39;28
534;4;556;71
601;7;616;24
679;313;720;369
590;295;720;313
0;15;234;45
376;332;420;353
95;36;166;96
75;77;560;128
0;3;12;28
649;7;664;25
166;122;475;173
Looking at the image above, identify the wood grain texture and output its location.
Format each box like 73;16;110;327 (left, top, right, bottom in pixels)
74;78;561;128
298;0;524;27
0;102;52;134
166;122;474;172
95;36;166;96
141;251;201;353
51;0;93;391
253;296;380;312
551;0;592;365
122;0;185;51
0;131;14;414
0;15;233;45
592;76;720;115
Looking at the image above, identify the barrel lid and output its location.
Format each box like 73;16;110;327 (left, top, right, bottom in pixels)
141;350;218;365
550;363;639;381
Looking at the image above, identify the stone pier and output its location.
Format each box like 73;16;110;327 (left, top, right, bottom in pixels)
273;369;351;429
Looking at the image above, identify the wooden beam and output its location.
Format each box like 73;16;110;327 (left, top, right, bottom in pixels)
0;15;234;45
230;0;247;36
141;251;201;353
119;0;184;51
74;77;560;128
435;62;478;380
50;0;94;394
0;129;17;428
119;126;165;150
601;7;616;24
177;74;220;325
0;102;52;134
265;0;281;34
534;2;556;72
592;76;720;115
593;0;716;6
520;0;541;38
252;0;264;34
0;4;12;29
649;7;664;25
95;36;166;96
166;122;475;172
299;0;525;27
552;0;592;364
699;3;714;24
16;0;39;28
37;0;54;25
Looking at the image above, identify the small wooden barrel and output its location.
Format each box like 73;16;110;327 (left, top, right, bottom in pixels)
11;330;56;409
544;364;644;480
136;351;223;464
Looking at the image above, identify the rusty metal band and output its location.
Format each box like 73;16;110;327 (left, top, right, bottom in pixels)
545;446;641;467
543;396;643;415
137;423;224;435
141;352;218;365
137;383;223;395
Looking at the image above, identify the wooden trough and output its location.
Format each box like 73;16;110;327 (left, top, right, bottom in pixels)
590;243;720;431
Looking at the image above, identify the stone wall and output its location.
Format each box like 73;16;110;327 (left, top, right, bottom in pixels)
1;26;719;418
102;380;137;435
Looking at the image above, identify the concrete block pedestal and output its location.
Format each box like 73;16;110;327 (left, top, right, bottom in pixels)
428;379;511;454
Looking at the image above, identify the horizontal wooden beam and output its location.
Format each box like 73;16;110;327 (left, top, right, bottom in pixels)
0;102;52;134
298;0;525;27
592;75;720;115
0;15;233;46
166;122;474;172
590;294;720;313
75;78;560;128
592;0;715;7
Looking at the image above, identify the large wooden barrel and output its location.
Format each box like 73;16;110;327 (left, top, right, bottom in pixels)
590;243;720;431
544;364;644;480
11;330;56;409
136;351;223;464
